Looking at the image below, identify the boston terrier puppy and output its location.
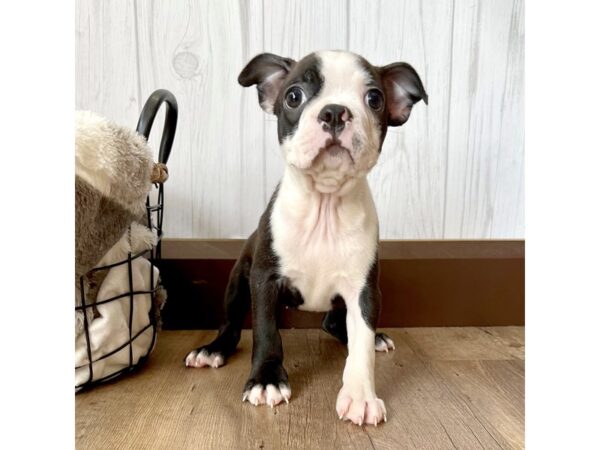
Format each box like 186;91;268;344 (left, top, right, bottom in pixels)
185;50;427;426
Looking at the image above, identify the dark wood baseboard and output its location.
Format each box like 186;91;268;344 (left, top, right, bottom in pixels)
161;238;524;260
158;239;524;329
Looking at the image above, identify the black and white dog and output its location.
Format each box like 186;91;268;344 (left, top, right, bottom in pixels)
185;50;427;426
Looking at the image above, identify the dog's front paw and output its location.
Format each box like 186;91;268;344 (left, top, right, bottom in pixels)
242;382;292;407
375;332;395;352
336;385;387;426
184;347;224;368
242;362;291;407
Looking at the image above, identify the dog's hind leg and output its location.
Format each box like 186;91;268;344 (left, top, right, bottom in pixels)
322;307;395;352
321;305;349;344
185;239;254;368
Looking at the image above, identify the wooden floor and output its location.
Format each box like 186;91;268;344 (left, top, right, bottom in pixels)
76;327;524;449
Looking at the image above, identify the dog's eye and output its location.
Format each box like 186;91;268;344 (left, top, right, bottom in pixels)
284;87;305;109
365;89;384;111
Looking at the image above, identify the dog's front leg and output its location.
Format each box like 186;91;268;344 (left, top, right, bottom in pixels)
242;271;291;407
336;288;386;426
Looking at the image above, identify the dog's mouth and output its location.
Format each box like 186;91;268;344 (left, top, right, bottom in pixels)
298;137;359;194
318;138;354;164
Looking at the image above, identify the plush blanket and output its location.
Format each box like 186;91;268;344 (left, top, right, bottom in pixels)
75;111;157;334
75;223;165;389
75;111;168;389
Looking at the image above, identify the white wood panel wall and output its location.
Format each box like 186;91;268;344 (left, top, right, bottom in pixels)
76;0;524;239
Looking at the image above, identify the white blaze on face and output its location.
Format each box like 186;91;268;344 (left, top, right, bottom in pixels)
281;51;383;194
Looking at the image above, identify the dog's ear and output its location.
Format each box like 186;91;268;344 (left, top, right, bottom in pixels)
238;53;296;114
378;62;428;126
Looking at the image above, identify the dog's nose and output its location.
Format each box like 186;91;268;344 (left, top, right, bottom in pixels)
318;104;352;135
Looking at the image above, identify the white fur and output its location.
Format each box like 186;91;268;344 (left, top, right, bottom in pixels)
271;167;378;312
335;294;386;426
271;51;381;313
281;51;381;194
271;51;387;425
242;383;291;407
375;334;396;352
185;349;224;369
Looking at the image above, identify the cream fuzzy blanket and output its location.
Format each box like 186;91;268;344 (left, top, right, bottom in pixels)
75;223;164;389
75;111;167;389
75;111;156;334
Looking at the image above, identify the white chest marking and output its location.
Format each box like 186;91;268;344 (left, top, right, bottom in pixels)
271;168;378;311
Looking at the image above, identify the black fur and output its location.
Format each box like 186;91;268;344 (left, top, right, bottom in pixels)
354;56;391;151
377;62;428;126
321;307;394;350
321;258;391;347
244;186;289;393
189;185;385;394
189;52;428;402
358;255;381;331
238;53;296;113
273;53;323;143
238;52;324;144
187;186;297;393
321;302;348;344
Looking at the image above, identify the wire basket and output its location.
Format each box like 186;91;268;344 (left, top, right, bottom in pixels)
75;90;178;391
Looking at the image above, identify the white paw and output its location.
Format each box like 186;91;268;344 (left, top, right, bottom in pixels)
375;333;396;353
185;349;224;368
336;386;387;426
242;383;292;408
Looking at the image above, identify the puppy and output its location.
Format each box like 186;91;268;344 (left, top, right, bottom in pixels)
185;50;427;426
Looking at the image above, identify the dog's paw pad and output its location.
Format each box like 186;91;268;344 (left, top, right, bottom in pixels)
184;348;224;368
375;333;395;353
336;388;387;426
242;383;291;407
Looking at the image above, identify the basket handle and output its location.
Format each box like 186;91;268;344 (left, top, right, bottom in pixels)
136;89;178;164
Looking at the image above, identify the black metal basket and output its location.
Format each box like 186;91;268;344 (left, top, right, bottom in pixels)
76;90;178;391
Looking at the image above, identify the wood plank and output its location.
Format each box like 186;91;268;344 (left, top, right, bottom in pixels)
75;0;140;127
368;335;504;450
429;360;525;449
401;327;524;361
135;0;265;239
349;0;454;240
261;0;349;209
444;0;525;238
488;0;525;238
77;328;524;449
132;0;193;238
478;326;524;360
158;256;524;329
238;2;269;235
160;238;525;260
76;1;524;240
